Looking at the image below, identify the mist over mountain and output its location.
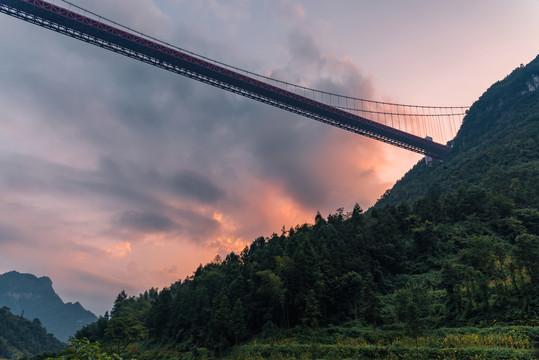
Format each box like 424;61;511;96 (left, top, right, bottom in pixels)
0;271;97;342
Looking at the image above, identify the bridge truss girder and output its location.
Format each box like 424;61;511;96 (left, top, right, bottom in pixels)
0;0;451;158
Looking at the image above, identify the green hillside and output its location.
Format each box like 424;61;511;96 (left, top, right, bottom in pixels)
0;306;64;359
377;55;539;207
64;56;539;359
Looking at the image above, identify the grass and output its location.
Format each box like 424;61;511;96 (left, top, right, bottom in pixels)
75;325;538;359
221;324;538;360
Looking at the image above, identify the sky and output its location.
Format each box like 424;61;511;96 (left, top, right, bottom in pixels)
0;0;538;316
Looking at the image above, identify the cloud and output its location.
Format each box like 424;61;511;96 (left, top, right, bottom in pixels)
226;25;380;211
206;0;251;23
68;242;109;258
0;224;22;244
105;241;132;258
0;0;423;315
70;269;138;293
56;269;141;311
113;211;179;234
169;170;225;204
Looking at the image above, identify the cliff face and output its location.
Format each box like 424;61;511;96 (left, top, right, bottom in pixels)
0;271;97;341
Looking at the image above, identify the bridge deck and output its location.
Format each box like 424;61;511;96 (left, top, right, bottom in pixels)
0;0;452;158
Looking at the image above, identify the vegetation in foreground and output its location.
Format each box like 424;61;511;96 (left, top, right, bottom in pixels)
0;306;64;359
27;325;538;360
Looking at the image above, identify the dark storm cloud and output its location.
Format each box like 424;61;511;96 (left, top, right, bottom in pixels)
68;242;108;258
236;102;330;207
0;153;221;244
0;154;154;208
114;211;179;234
0;0;398;316
169;170;225;204
0;0;380;252
173;208;221;242
286;31;374;97
1;0;373;213
0;155;95;198
133;29;352;210
209;28;377;209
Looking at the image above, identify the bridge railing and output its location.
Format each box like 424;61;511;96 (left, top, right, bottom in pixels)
41;0;468;145
1;0;470;157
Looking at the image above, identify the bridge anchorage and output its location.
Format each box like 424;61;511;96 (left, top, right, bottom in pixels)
0;0;469;159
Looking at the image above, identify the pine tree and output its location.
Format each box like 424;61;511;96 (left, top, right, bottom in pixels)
111;290;128;318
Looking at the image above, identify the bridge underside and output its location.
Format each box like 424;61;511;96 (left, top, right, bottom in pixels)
0;0;452;158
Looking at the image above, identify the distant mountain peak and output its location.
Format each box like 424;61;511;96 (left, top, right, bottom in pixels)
0;270;97;341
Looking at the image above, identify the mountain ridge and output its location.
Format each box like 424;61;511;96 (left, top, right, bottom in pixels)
0;270;98;342
376;54;539;208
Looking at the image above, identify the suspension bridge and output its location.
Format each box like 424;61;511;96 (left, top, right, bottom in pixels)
0;0;469;159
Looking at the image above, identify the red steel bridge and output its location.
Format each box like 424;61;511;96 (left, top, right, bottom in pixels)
0;0;469;159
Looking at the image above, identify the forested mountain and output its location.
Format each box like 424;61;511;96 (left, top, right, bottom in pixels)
0;271;97;342
0;306;64;358
377;55;539;207
74;56;539;358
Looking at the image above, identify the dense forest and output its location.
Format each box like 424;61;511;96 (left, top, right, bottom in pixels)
0;306;64;358
72;187;538;359
378;55;539;207
36;56;539;359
